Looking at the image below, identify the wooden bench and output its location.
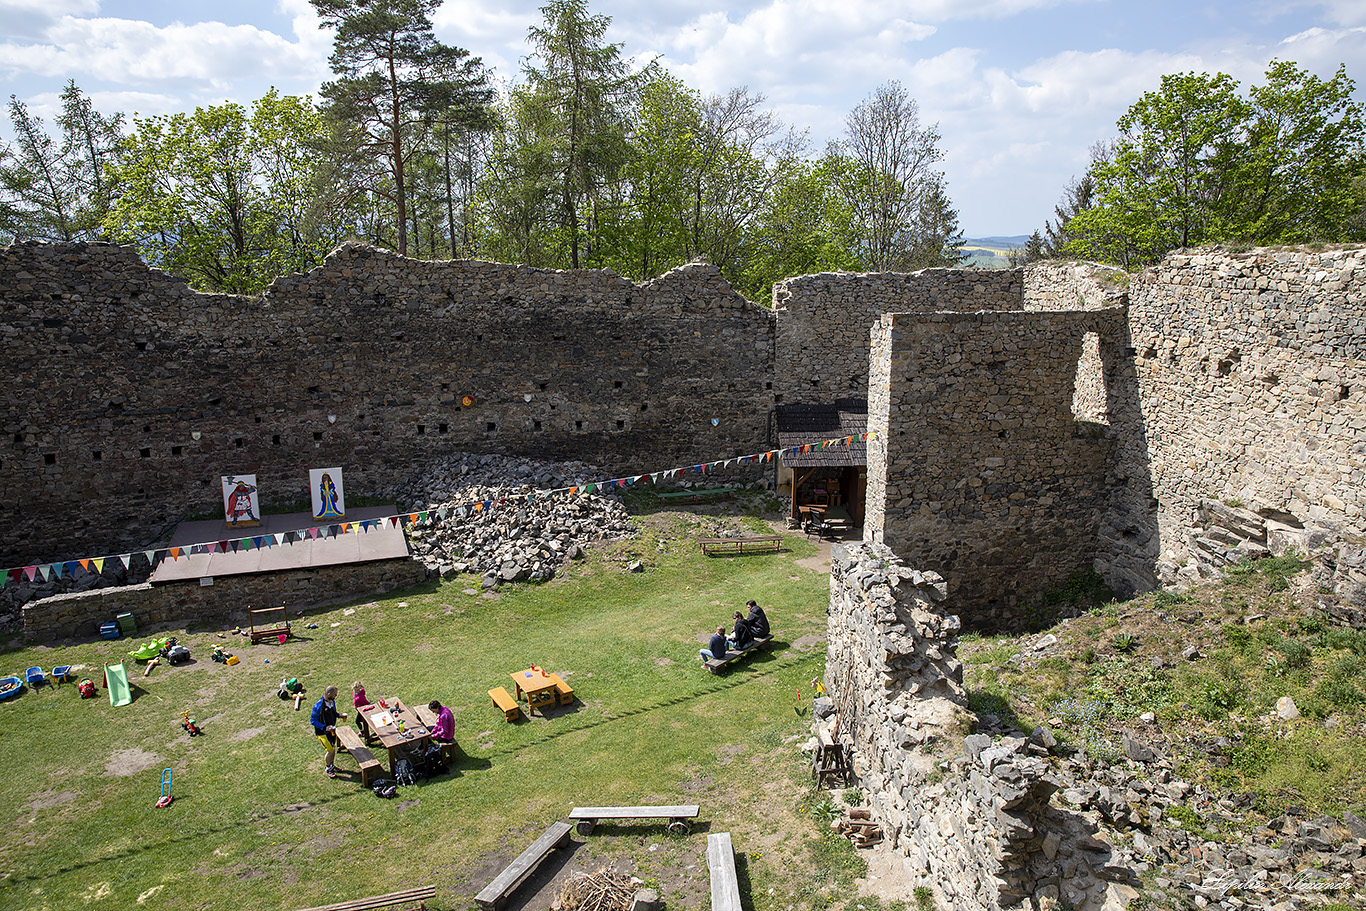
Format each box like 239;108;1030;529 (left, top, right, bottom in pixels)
249;605;291;643
474;820;573;910
568;804;699;836
698;535;783;556
412;704;459;763
294;883;435;911
334;725;384;786
547;673;574;706
704;635;773;675
489;687;521;722
707;833;742;911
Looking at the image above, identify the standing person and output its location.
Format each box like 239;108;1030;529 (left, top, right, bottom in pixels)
310;685;346;778
729;611;754;651
745;600;770;638
700;626;728;663
428;699;456;762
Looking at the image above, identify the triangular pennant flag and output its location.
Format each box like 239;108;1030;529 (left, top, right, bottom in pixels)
37;565;50;582
418;511;428;523
169;547;182;560
24;565;38;582
389;516;400;528
144;550;157;564
327;525;339;538
93;558;104;573
254;536;266;549
51;562;65;579
119;554;132;570
0;569;8;588
408;512;420;523
341;523;351;534
79;559;92;572
569;487;578;496
276;533;287;545
65;561;81;577
437;507;448;520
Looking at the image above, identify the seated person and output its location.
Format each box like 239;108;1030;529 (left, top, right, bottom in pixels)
428;699;456;761
745;600;770;638
353;681;372;741
699;626;728;663
729;611;754;650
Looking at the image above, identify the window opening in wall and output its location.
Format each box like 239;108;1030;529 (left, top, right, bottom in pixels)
92;451;101;461
575;420;583;430
314;432;323;441
809;379;819;387
143;425;151;433
135;341;147;351
13;433;22;443
534;420;542;430
613;380;623;388
1341;385;1351;401
271;434;281;445
1216;348;1241;377
440;383;450;391
775;393;784;403
1071;331;1109;425
476;334;483;342
140;448;151;458
417;425;425;435
616;420;624;429
234;437;244;448
171;446;182;456
486;422;496;432
539;382;548;391
44;453;56;465
640;403;648;412
438;423;448;434
255;417;262;424
765;382;772;390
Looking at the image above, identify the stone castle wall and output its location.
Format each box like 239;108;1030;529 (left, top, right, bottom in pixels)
772;269;1023;405
825;543;1133;911
866;307;1127;628
1126;246;1366;570
0;242;775;567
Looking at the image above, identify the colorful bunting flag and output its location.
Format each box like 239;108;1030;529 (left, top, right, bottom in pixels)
119;555;132;570
144;550;156;565
93;558;104;573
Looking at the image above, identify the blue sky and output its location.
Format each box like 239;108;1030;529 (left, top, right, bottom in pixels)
1;0;1363;237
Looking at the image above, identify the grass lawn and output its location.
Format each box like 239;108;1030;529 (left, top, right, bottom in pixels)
0;510;851;911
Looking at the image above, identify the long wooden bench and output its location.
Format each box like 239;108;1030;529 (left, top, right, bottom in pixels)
474;820;573;910
707;833;742;911
295;883;435;911
334;725;383;786
568;804;699;836
489;686;521;722
704;635;773;675
547;673;574;706
698;535;783;556
657;488;736;506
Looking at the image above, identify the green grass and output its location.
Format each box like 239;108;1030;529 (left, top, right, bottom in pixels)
0;511;836;911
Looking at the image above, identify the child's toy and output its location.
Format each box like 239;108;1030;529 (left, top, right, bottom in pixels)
156;768;174;807
211;644;236;664
180;711;202;736
77;678;97;698
277;677;304;700
0;675;22;699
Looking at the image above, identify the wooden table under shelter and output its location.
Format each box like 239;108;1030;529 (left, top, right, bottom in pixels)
510;667;560;716
358;698;432;776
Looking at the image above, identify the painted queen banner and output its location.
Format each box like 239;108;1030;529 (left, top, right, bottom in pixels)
310;467;345;520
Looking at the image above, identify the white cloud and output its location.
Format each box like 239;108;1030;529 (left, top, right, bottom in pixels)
0;0;99;40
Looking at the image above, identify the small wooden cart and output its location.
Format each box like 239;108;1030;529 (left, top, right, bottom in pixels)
248;605;291;643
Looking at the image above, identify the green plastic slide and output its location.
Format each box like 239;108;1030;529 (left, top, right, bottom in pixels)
105;663;131;707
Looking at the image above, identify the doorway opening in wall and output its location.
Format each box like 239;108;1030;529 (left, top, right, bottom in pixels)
1072;331;1109;428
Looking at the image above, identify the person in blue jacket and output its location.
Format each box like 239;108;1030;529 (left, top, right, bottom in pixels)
699;626;728;663
310;685;346;778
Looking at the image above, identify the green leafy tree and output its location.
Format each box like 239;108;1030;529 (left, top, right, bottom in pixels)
743;152;859;299
0;82;123;242
1043;169;1097;258
310;0;491;256
522;0;651;269
104;92;349;293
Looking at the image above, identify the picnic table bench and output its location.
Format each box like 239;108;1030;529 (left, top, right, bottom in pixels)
704;635;773;675
707;833;742;911
698;535;782;556
334;725;384;786
474;820;573;910
657;488;736;506
294;883;435;911
568;804;699;836
489;686;521;722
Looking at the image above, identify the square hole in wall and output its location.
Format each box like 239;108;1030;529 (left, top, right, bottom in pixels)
234;437;244;448
271;434;281;446
613;380;623;388
765;382;772;389
538;382;548;391
575;420;583;431
417;425;426;435
308;385;320;394
616;420;625;430
255;417;262;424
143;425;151;433
44;453;56;465
640;403;648;411
534;420;542;430
140;448;151;458
438;423;448;434
486;422;496;432
135;341;147;351
171;446;183;456
13;433;23;443
313;432;323;441
91;451;101;461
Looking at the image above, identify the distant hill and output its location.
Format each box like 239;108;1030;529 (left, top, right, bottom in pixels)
959;235;1030;270
964;235;1030;248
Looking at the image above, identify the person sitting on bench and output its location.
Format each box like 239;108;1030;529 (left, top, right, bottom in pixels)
429;699;455;745
700;626;727;664
744;600;770;639
729;611;754;651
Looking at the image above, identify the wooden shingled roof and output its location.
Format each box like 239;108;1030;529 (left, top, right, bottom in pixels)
775;399;868;467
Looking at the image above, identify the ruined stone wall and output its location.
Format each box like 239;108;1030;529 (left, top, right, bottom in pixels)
21;557;427;640
772;269;1023;405
866;308;1127;628
826;543;1131;911
0;241;775;567
1126;246;1366;568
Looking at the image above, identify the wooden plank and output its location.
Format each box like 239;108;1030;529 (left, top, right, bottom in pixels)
707;833;742;911
569;805;699;820
474;821;573;910
294;884;436;911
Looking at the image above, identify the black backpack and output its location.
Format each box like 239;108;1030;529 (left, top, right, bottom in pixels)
371;778;397;798
394;757;416;787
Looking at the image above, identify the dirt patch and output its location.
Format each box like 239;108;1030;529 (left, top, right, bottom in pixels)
233;726;267;742
788;634;824;652
25;791;77;811
716;744;748;765
654;657;675;667
105;747;163;777
856;838;919;902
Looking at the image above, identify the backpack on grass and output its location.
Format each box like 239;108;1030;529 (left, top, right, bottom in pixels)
371;778;397;798
394;758;416;787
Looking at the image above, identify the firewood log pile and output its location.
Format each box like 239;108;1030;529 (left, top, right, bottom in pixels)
554;867;642;911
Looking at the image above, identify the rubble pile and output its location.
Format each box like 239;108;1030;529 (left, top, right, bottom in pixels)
385;453;636;584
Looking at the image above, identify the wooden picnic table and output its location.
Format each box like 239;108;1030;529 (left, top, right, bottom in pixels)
510;667;559;716
357;698;432;776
